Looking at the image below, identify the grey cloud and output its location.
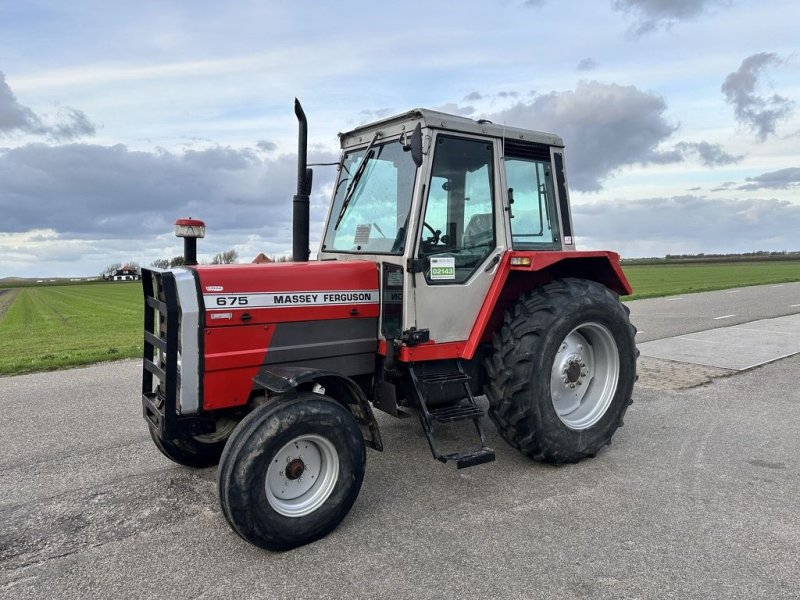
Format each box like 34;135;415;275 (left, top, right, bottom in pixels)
674;141;742;166
523;0;547;6
739;167;800;191
256;140;278;152
497;91;520;99
0;142;338;241
489;81;679;191
574;195;800;257
576;58;598;71
721;53;794;141
613;0;729;36
0;71;96;141
463;92;483;102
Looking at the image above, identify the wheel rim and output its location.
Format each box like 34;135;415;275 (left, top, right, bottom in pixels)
265;434;339;518
550;322;619;430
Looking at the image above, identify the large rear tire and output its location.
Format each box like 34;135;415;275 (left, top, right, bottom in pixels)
218;392;366;551
485;278;637;464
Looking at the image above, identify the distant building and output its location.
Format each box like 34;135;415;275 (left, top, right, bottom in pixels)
111;266;140;281
252;253;272;264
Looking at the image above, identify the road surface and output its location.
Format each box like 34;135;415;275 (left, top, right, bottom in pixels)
1;283;799;599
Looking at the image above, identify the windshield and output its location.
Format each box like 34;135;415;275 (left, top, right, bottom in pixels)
321;141;418;255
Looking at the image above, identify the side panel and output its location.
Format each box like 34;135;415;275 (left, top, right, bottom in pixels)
195;260;380;411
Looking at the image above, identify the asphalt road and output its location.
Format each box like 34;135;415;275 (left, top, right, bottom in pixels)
2;284;799;599
626;281;800;342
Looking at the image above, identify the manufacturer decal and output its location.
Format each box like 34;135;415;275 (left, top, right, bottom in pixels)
430;256;456;280
205;285;224;292
203;290;380;310
210;312;233;320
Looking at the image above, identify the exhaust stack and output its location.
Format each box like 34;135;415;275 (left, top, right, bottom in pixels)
292;99;313;262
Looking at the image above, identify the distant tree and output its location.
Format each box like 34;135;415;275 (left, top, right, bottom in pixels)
100;263;122;280
150;258;170;269
170;256;186;267
127;261;141;273
212;249;239;264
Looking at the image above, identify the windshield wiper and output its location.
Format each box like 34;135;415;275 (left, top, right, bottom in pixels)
334;132;380;230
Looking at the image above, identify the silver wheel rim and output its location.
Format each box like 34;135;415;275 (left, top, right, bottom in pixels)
265;434;339;518
550;322;619;430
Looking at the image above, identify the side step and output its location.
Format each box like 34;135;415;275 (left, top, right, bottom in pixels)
409;364;496;469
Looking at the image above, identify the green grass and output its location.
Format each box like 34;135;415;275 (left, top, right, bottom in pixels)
0;282;142;375
622;260;800;300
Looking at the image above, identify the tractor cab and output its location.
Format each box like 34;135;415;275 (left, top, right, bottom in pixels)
319;109;576;346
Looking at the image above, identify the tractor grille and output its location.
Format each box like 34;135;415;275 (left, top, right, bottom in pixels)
141;268;212;438
141;268;182;434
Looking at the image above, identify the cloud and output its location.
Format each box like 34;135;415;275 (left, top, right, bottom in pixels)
0;71;96;141
434;102;475;116
463;92;483;102
489;81;679;191
738;167;800;191
575;195;800;257
673;141;742;166
256;140;278;152
0;142;338;242
721;53;794;141
576;58;598;72
613;0;730;36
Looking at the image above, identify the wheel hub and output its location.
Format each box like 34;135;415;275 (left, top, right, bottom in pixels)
285;458;306;480
562;355;588;386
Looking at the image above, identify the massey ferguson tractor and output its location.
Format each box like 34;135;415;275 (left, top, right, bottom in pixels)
141;100;637;551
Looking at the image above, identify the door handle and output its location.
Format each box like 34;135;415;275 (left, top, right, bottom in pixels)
484;254;500;272
240;312;252;322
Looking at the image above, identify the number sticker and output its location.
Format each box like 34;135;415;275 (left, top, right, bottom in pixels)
216;296;249;306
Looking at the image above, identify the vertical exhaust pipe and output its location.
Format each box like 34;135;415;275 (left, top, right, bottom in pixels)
293;99;313;262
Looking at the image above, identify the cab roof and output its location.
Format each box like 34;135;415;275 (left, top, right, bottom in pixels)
339;108;564;149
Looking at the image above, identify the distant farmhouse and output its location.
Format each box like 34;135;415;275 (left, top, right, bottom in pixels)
111;266;140;281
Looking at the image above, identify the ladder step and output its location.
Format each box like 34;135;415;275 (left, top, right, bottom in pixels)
416;372;471;386
429;403;485;423
444;448;496;469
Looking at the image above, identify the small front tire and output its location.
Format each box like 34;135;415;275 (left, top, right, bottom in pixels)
218;392;366;551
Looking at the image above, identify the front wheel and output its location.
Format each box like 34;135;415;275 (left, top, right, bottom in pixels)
218;392;366;551
485;278;637;464
149;417;236;468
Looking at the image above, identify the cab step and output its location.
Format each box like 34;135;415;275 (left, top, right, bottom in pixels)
408;362;495;469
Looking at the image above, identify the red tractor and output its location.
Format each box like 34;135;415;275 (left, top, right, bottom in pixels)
142;101;637;551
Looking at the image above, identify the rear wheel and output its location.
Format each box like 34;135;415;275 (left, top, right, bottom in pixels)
485;278;637;464
218;392;366;551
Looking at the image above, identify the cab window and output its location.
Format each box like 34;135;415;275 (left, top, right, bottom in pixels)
418;136;495;284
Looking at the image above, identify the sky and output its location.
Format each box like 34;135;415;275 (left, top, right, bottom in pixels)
1;0;799;277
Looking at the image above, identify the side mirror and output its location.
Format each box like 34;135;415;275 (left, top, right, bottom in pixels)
402;122;423;168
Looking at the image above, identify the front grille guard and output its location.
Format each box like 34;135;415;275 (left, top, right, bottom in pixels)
141;268;213;438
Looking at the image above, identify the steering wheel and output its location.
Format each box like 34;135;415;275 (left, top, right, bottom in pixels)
422;221;441;245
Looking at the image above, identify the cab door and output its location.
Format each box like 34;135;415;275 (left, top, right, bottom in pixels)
410;134;506;343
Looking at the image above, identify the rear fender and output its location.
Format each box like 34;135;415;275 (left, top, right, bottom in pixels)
253;365;383;451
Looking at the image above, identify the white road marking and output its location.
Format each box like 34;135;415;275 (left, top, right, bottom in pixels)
773;284;784;288
791;304;800;308
665;297;684;302
713;314;736;320
726;290;741;294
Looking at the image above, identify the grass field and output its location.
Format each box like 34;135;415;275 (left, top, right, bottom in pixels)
0;282;142;375
622;259;800;300
1;260;799;375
